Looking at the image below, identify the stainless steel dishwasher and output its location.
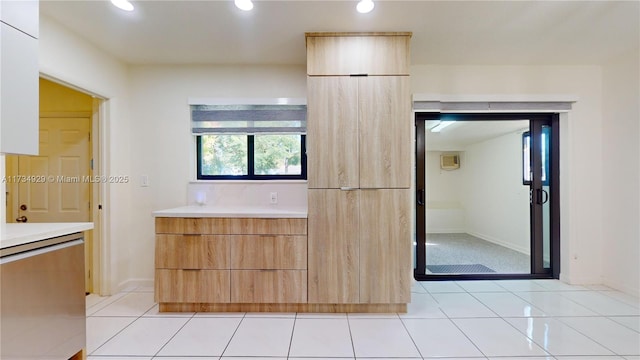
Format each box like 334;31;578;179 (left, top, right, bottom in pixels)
1;232;86;359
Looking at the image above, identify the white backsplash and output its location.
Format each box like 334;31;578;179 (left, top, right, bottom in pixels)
187;181;308;210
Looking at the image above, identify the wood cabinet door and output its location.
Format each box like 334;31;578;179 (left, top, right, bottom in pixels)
306;34;411;76
307;76;359;189
359;189;411;303
358;76;412;189
308;189;360;303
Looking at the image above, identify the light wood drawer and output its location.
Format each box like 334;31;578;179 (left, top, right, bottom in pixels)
231;270;307;303
155;217;307;235
155;234;230;269
156;217;230;234
230;235;307;270
228;218;307;235
155;269;230;303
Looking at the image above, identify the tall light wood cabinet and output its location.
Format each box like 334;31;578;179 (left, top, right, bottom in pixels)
306;32;412;305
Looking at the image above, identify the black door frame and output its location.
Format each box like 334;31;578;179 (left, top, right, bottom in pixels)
414;112;560;281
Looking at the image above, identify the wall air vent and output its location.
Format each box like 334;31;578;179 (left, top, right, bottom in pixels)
440;153;460;170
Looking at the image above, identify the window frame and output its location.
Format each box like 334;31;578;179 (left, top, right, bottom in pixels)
522;130;549;186
196;134;307;181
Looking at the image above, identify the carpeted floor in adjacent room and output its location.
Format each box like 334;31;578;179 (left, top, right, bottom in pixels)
426;233;530;274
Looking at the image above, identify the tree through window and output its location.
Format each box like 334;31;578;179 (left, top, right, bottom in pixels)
197;134;306;180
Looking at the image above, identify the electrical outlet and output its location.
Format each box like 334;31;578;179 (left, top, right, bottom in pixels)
270;192;278;204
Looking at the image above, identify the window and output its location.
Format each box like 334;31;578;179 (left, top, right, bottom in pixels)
197;134;306;180
192;103;307;180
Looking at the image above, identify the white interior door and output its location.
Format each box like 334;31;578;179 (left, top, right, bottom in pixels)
12;117;93;292
16;117;91;223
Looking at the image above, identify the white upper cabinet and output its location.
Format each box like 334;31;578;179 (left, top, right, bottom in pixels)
0;0;39;38
0;1;39;155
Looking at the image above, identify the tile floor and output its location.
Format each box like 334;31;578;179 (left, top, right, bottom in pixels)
85;280;640;360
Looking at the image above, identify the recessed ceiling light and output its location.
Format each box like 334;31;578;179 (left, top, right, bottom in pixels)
357;0;374;14
235;0;254;11
111;0;134;12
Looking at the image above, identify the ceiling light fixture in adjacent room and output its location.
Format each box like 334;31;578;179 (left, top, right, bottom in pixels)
357;0;375;13
235;0;254;11
110;0;134;12
430;121;455;133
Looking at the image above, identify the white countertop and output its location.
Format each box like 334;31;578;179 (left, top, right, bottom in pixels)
152;205;307;218
0;223;94;250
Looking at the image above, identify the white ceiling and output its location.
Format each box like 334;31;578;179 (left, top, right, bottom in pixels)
40;0;639;66
39;1;636;151
426;120;529;151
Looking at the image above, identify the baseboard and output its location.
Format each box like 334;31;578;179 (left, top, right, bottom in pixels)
116;278;154;293
560;273;603;286
426;228;466;234
160;302;407;313
603;277;640;298
466;231;530;255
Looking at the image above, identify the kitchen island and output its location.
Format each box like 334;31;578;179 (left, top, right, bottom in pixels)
0;222;93;360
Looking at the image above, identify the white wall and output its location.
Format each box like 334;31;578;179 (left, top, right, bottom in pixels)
425;151;466;233
187;182;307;210
39;16;131;294
412;65;604;285
601;48;640;296
462;130;530;254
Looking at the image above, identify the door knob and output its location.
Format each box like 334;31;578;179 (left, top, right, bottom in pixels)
16;216;27;223
20;204;27;211
540;189;549;204
533;189;549;205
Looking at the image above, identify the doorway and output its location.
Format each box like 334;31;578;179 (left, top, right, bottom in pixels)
5;78;102;293
414;112;560;280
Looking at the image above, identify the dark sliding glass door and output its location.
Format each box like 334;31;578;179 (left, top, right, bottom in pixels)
414;112;560;280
